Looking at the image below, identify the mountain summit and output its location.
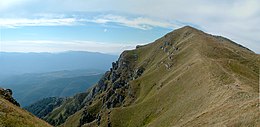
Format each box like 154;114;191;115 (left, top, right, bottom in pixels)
29;26;260;127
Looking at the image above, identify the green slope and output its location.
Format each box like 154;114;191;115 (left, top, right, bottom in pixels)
45;26;260;127
0;88;52;127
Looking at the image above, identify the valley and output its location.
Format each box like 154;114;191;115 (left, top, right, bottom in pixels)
0;69;104;106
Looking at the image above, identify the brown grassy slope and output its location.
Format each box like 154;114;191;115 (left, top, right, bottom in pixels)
0;97;52;127
64;26;260;127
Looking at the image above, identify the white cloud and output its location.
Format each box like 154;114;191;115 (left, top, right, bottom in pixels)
0;14;180;30
0;18;78;28
0;40;143;54
0;0;28;10
88;15;180;30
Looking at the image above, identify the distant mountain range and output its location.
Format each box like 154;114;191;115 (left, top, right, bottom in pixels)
0;51;118;79
0;69;104;106
0;51;118;106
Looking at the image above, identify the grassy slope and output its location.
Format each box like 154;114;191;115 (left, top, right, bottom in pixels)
44;92;91;126
110;27;259;127
0;97;52;127
63;26;260;127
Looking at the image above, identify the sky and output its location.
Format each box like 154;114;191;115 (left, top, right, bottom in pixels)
0;0;259;54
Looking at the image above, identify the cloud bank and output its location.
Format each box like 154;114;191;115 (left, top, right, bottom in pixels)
1;40;142;54
0;0;259;53
0;14;181;30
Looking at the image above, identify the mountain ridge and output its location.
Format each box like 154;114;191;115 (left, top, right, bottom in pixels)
27;26;260;127
0;51;118;78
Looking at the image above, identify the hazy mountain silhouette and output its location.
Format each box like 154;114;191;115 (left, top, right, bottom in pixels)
0;51;118;79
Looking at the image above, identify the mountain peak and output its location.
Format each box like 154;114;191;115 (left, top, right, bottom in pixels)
160;25;205;42
159;25;254;54
176;25;203;34
181;25;198;30
27;26;259;127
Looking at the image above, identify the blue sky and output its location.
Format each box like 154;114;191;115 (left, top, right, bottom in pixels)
0;0;259;54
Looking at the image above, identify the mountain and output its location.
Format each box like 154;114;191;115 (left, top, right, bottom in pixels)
0;88;51;127
30;26;260;127
34;92;91;126
0;69;103;106
0;51;118;79
24;97;65;119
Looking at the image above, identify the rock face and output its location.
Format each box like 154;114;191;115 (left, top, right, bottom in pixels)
44;92;90;126
43;26;260;127
43;49;146;126
79;110;96;126
0;88;20;106
72;50;144;126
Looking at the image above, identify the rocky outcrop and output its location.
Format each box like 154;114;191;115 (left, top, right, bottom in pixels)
79;110;96;126
73;50;146;126
0;88;20;106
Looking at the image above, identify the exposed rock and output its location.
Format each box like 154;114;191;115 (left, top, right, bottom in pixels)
112;61;118;70
163;48;168;53
95;71;111;93
164;63;172;69
106;90;115;101
133;54;138;61
160;46;164;50
164;41;169;46
183;31;191;38
106;93;125;109
111;71;120;83
136;45;144;49
0;88;20;107
96;113;101;125
107;111;112;127
43;50;145;126
134;67;145;79
112;80;125;90
78;110;95;126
